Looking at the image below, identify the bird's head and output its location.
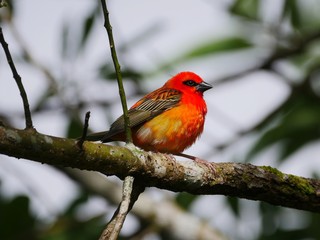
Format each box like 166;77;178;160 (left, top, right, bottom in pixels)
164;72;212;96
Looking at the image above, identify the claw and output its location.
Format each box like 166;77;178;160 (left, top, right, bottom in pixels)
174;153;215;173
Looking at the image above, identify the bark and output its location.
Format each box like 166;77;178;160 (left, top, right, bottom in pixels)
0;125;319;212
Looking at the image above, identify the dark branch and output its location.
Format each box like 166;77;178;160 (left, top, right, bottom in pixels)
0;125;319;213
77;111;91;149
0;27;33;129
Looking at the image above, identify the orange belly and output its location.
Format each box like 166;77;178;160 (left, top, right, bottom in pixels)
133;104;205;153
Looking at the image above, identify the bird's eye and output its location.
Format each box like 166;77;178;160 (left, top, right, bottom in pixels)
183;80;198;87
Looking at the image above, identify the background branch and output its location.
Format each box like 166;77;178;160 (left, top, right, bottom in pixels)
64;169;226;240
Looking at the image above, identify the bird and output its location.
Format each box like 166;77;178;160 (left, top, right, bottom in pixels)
85;71;213;167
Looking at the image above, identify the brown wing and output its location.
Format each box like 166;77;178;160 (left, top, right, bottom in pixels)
100;88;181;142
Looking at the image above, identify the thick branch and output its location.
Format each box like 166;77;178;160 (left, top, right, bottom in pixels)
0;126;319;212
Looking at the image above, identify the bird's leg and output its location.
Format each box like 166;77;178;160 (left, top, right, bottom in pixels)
175;153;215;172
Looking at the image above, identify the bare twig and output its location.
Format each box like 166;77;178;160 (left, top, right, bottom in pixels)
0;27;33;129
77;111;91;149
100;0;132;143
99;176;143;240
99;176;134;240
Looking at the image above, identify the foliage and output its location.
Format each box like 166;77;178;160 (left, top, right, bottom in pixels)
0;186;104;240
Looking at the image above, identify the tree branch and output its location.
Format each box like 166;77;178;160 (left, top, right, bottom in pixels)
0;27;33;129
0;125;319;212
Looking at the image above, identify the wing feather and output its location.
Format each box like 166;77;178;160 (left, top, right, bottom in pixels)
101;88;181;142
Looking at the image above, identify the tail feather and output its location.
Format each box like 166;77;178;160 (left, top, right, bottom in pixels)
84;131;109;142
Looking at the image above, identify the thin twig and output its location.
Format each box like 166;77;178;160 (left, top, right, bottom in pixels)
100;0;132;143
77;111;91;149
0;27;33;129
99;176;135;240
99;176;144;240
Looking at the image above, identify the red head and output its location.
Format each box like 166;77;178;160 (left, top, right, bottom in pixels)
163;72;212;96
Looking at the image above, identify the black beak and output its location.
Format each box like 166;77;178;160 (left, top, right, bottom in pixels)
196;81;213;93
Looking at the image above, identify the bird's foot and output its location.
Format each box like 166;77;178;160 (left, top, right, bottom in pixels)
175;153;215;173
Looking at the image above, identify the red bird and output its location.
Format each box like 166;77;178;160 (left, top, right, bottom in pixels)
86;72;212;162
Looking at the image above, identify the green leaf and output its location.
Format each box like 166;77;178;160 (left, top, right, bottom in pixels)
226;197;240;217
156;37;252;73
0;195;36;239
67;115;83;138
79;12;96;51
61;22;70;58
258;203;320;240
246;126;282;161
184;37;252;59
99;63;142;82
0;1;8;8
175;192;197;210
284;0;301;29
0;0;13;16
247;93;320;162
33;85;56;112
99;62;114;81
230;0;259;20
41;192;105;240
67;192;88;214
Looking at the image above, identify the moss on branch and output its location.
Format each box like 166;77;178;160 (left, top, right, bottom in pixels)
0;125;319;212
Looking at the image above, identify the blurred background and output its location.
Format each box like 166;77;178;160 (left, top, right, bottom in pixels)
1;0;320;239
